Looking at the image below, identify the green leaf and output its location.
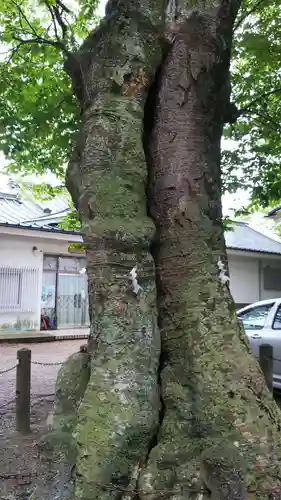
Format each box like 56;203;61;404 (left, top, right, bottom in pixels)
0;0;281;219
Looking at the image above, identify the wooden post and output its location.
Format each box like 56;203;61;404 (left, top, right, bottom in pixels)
259;344;273;393
16;348;31;433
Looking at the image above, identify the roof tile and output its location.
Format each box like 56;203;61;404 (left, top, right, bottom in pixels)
225;221;281;255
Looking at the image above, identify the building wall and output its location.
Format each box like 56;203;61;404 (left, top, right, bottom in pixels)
0;232;72;332
1;228;281;331
260;257;281;300
228;252;281;307
228;254;260;308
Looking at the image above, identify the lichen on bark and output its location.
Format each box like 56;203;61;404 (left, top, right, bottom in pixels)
53;350;91;434
32;351;90;500
140;3;281;499
37;1;281;499
63;0;167;498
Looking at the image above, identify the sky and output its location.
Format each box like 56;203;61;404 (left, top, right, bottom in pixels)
97;0;106;16
0;0;250;216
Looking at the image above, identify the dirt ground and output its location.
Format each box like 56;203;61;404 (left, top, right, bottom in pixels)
0;340;82;499
1;341;281;499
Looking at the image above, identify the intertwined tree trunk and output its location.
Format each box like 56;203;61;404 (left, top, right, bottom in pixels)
38;1;281;499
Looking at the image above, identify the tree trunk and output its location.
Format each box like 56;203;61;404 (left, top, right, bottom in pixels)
42;1;281;499
63;1;166;499
141;3;281;499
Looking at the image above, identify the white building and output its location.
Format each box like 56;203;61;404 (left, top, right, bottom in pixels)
226;222;281;308
1;183;281;333
0;186;88;333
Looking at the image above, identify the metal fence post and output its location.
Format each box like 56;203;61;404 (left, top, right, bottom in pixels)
259;344;273;393
16;348;31;433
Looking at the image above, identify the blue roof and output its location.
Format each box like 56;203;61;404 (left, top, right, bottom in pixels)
225;221;281;256
1;190;281;253
0;191;78;235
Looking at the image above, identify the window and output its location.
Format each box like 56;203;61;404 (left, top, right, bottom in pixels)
273;305;281;329
264;266;281;291
0;266;38;313
59;257;86;273
0;268;22;310
43;256;57;271
238;303;274;330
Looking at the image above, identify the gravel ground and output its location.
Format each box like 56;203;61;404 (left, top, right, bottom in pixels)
1;341;281;499
0;340;83;499
0;340;83;407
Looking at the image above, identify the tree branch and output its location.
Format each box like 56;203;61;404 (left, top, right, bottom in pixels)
12;35;71;57
239;88;281;113
252;109;280;131
43;0;68;41
229;0;244;22
234;0;268;31
234;104;280;131
2;44;26;64
56;0;72;15
10;0;39;38
10;0;72;56
225;88;281;124
44;1;60;43
53;4;68;39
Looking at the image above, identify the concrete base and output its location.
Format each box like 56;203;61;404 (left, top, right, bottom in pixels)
0;328;89;343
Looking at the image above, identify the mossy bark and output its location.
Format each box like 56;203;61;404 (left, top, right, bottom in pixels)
52;350;91;434
141;3;281;499
64;1;166;499
41;1;281;500
33;351;90;500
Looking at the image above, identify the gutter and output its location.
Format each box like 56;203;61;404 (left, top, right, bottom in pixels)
226;246;281;257
0;222;83;236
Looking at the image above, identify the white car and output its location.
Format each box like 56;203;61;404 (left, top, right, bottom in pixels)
237;298;281;390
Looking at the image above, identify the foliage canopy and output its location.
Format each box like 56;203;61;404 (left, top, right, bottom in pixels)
0;0;280;211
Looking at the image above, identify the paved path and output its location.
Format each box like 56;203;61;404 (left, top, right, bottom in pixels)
0;340;82;406
0;328;89;343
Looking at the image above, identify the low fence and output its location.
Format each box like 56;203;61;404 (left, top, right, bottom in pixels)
0;345;280;496
0;348;65;433
0;344;277;435
259;344;274;392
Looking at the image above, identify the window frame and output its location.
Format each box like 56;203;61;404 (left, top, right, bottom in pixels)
263;265;281;292
0;267;22;311
238;303;274;330
272;304;281;330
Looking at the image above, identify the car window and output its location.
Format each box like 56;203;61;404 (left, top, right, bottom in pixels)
238;303;274;330
273;305;281;329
